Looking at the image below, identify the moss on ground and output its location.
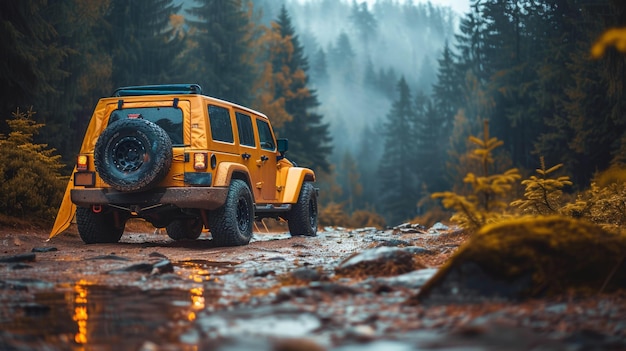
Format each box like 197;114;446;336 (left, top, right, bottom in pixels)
415;216;626;303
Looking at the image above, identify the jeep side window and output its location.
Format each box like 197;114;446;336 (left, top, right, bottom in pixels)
236;112;255;147
109;107;183;145
256;119;275;150
208;105;234;143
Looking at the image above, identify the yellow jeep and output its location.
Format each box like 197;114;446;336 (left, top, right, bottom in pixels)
50;84;318;245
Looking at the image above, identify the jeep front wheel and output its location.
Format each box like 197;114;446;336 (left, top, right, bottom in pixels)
76;207;127;244
166;218;203;241
287;182;318;236
94;118;172;192
209;179;254;247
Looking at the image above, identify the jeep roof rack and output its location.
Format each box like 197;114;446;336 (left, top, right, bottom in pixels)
112;84;202;97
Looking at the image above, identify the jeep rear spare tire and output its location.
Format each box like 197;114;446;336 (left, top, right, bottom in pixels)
95;118;172;192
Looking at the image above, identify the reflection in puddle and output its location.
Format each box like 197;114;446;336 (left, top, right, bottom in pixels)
176;260;238;283
0;281;213;350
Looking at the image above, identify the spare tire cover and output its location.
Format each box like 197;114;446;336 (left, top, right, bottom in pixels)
94;118;173;192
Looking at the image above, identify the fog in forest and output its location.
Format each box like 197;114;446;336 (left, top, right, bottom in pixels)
5;0;624;227
179;0;457;157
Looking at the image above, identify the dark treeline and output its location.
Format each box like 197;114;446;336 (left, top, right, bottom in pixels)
0;0;331;175
396;0;626;225
1;0;625;227
305;0;626;226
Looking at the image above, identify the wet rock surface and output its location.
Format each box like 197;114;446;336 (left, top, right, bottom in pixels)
0;224;625;350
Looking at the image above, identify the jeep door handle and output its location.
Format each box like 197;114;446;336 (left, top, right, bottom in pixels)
260;155;269;161
242;153;251;160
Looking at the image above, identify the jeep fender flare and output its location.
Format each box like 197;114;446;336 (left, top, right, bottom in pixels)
213;162;252;189
282;168;316;203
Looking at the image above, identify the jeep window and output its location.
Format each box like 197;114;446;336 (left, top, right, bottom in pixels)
109;107;183;145
208;105;234;143
236;112;255;147
256;119;275;150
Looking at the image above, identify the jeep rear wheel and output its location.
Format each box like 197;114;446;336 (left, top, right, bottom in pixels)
94;118;172;192
287;182;318;236
209;179;254;247
76;207;127;244
166;218;203;241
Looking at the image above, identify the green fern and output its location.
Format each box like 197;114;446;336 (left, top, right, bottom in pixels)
511;156;573;215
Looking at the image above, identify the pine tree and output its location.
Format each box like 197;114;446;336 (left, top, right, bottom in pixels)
256;5;332;172
511;157;572;215
310;48;329;85
0;108;65;223
184;0;257;105
414;90;446;194
349;1;377;47
0;1;69;125
338;150;363;213
105;0;184;88
378;77;419;225
329;32;356;83
356;123;382;210
38;0;113;163
432;41;462;131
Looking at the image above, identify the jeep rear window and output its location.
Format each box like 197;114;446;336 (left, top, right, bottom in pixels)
109;107;184;145
208;105;234;143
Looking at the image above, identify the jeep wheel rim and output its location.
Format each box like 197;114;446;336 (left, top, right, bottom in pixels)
236;197;250;232
112;136;146;172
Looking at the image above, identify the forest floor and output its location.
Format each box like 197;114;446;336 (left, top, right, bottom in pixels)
0;221;625;350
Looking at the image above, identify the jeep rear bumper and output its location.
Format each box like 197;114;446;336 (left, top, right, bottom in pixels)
71;187;228;211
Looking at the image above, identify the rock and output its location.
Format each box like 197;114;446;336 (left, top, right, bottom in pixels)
10;263;33;270
376;239;411;247
335;247;423;277
289;267;324;282
31;247;58;253
151;260;174;274
87;254;129;261
373;268;439;290
429;222;449;232
108;263;154;274
0;253;36;263
412;216;626;304
148;252;168;259
309;281;361;295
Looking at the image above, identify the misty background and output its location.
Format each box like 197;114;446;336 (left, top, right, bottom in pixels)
2;0;625;228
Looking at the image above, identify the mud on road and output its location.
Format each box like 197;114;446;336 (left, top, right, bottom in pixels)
1;223;625;351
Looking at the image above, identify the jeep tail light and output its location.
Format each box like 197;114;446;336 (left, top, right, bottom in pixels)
194;153;208;170
77;155;89;171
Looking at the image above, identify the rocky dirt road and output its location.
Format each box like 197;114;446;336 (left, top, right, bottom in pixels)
1;222;625;351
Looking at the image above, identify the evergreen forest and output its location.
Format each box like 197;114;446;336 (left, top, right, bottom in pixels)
1;0;625;227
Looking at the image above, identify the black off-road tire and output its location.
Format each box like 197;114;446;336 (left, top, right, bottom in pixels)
76;207;127;244
209;179;254;247
166;218;203;241
287;182;318;237
94;118;172;192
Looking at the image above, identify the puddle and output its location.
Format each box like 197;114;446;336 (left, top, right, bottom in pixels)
175;259;239;284
0;282;211;350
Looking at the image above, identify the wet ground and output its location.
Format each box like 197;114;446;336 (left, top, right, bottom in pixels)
1;223;626;350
